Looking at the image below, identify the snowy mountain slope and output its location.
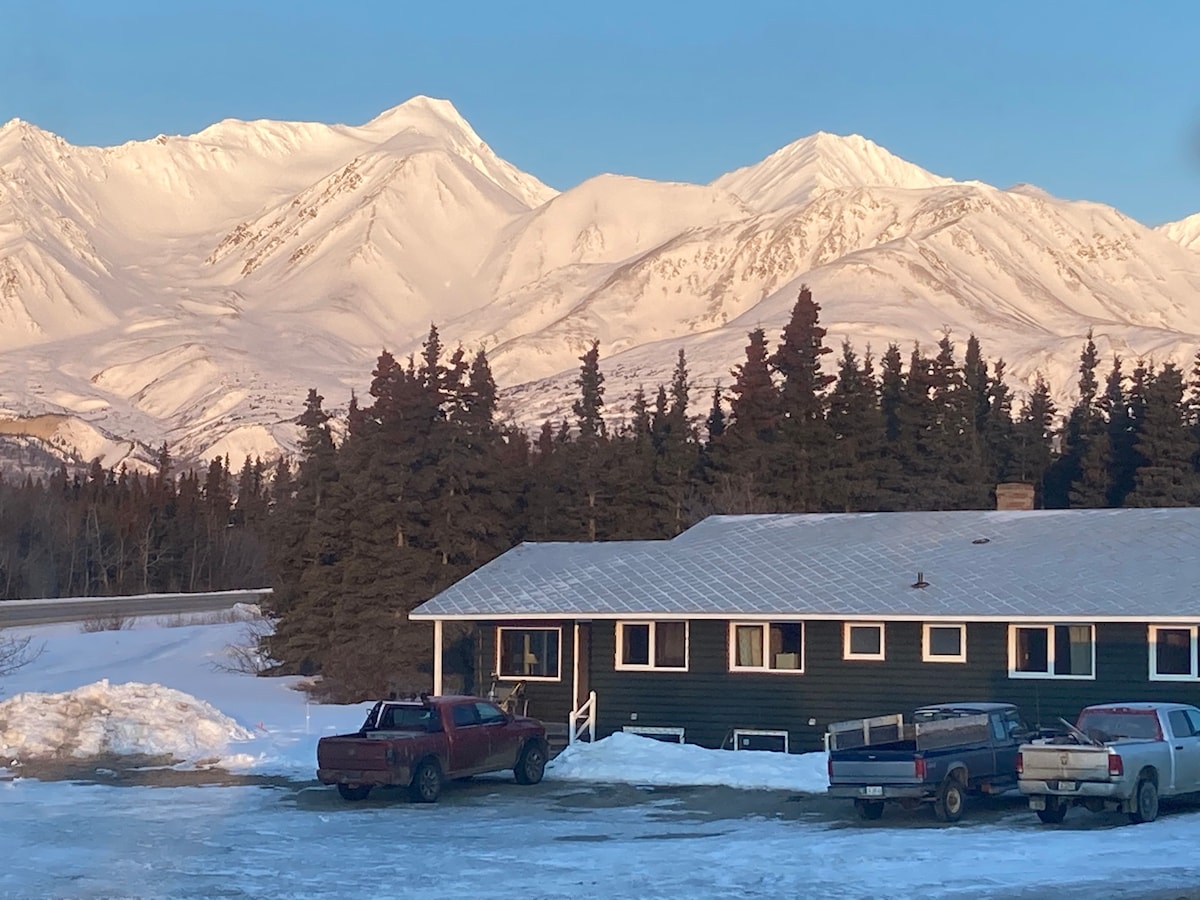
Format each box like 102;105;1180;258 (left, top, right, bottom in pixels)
1159;212;1200;252
1;99;1200;470
468;181;1200;398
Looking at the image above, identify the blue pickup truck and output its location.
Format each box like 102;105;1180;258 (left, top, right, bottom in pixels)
826;702;1029;822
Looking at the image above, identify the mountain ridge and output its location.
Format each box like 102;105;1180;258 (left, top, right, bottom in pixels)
1;98;1199;473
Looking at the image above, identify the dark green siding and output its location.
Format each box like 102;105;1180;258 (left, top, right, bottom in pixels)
581;620;1200;753
473;620;575;724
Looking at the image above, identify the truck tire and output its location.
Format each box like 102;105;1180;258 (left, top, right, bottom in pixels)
336;783;372;802
410;759;443;803
1035;797;1067;824
1128;778;1159;824
514;740;547;786
933;776;966;823
854;799;885;820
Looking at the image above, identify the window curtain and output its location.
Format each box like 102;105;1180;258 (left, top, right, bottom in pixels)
736;625;763;667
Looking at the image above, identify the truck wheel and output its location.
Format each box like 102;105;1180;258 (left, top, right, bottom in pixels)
336;783;372;802
514;740;547;785
410;759;443;803
1128;778;1159;824
854;799;885;820
933;777;966;823
1036;798;1067;824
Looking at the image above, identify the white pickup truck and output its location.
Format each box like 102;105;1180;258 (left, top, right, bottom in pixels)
1017;702;1200;824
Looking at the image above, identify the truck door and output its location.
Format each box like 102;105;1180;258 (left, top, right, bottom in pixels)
982;713;1008;782
474;700;519;770
447;702;490;773
1166;709;1200;790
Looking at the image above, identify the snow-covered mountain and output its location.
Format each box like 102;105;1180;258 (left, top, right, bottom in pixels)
1160;213;1200;253
1;96;1199;471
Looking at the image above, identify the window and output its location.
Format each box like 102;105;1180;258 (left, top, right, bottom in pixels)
1168;709;1195;737
474;701;507;725
923;624;967;663
1149;626;1198;680
729;622;805;672
496;627;561;680
451;704;479;727
616;621;688;670
1008;624;1094;679
843;623;886;661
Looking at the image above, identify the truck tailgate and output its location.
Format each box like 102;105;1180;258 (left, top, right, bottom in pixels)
317;736;395;772
829;751;920;785
1020;745;1111;782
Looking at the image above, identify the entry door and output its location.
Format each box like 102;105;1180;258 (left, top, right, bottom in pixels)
575;622;592;711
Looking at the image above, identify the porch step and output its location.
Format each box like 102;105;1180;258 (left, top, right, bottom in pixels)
543;722;570;758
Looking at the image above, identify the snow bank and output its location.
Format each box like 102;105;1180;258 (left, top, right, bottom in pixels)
2;618;834;791
0;679;255;765
548;731;830;793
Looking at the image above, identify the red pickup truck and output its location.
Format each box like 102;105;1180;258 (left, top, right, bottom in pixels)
316;695;549;803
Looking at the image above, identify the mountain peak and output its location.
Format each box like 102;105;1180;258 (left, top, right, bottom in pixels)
712;130;953;212
361;95;476;140
1158;212;1200;252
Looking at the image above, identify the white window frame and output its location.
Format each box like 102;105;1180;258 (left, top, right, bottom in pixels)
922;623;967;664
1007;623;1096;680
732;729;789;752
495;626;563;682
842;622;886;661
615;621;690;672
1148;625;1199;681
727;621;806;674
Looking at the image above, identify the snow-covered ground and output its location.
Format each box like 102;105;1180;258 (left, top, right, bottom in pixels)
3;615;1200;899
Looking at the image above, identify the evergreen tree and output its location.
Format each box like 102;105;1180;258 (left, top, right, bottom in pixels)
769;286;835;511
1103;356;1137;506
572;339;607;442
826;341;886;511
1125;364;1200;506
1010;373;1058;504
1047;330;1101;507
720;328;780;511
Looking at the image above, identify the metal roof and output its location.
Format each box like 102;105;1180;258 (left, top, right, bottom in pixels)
409;509;1200;621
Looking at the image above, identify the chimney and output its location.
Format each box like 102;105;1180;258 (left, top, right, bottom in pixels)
995;482;1035;511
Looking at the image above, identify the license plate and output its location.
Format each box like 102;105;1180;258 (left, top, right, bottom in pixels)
864;786;883;797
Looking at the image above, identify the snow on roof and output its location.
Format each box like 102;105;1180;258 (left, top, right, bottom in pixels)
411;508;1200;620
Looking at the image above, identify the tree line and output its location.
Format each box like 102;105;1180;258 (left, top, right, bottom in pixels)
4;287;1200;698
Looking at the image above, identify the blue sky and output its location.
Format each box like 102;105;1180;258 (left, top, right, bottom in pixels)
4;0;1198;225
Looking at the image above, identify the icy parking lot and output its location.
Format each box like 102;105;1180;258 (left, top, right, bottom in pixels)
6;773;1200;899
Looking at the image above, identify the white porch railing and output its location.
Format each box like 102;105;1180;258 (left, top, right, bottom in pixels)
569;690;597;744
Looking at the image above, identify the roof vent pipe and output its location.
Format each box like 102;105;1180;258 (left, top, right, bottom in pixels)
912;572;929;589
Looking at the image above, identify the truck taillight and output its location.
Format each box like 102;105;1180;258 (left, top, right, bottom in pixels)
915;757;926;780
1015;751;1023;776
827;755;833;779
1108;753;1124;777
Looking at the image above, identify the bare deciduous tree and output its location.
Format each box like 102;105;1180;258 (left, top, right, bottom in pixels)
0;631;42;679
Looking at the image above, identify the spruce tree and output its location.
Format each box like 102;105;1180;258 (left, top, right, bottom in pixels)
1048;330;1101;507
1126;364;1200;506
769;286;836;511
826;340;886;511
1010;373;1057;504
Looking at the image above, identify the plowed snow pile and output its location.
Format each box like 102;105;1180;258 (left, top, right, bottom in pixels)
0;679;255;764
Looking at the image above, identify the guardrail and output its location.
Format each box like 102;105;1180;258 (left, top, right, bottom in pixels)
0;588;273;627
